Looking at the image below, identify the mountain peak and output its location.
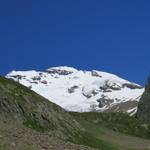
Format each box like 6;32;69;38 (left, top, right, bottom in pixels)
6;67;144;114
47;66;78;75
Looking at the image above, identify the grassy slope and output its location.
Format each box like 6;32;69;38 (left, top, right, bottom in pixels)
1;77;150;150
0;77;78;149
80;120;150;150
71;112;150;150
0;77;111;150
0;117;98;150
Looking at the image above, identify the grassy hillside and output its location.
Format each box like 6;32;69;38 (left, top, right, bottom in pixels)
0;77;93;149
0;77;114;150
77;119;150;150
71;112;150;139
1;76;150;150
71;112;150;150
0;77;81;139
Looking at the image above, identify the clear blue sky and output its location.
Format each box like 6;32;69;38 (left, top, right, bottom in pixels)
0;0;150;85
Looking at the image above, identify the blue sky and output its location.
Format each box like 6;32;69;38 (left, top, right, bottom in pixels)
0;0;150;85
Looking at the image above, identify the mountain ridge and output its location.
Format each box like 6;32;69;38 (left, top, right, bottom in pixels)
6;66;144;115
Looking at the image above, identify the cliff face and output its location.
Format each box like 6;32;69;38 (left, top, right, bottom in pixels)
136;76;150;122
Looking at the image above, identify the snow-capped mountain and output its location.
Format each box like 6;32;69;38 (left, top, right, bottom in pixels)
6;66;144;115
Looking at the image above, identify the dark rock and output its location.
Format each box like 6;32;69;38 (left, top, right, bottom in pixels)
32;76;41;81
100;81;121;92
68;86;79;94
91;71;102;77
104;101;138;114
122;83;142;89
11;75;24;82
41;80;48;84
97;95;114;108
47;69;73;75
82;89;99;99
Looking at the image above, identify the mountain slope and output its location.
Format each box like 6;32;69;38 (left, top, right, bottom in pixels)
0;76;81;138
0;76;150;150
0;76;98;150
137;76;150;122
71;112;150;150
6;66;144;114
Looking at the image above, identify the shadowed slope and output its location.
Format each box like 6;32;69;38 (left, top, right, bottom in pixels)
137;76;150;122
0;77;98;150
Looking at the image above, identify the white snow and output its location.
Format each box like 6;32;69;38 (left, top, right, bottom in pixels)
47;66;78;73
6;66;144;113
127;107;138;116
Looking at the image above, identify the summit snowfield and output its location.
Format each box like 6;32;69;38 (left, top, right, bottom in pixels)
6;66;144;115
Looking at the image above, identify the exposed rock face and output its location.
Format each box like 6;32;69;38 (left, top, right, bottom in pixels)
137;76;150;122
97;95;114;108
47;67;76;75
